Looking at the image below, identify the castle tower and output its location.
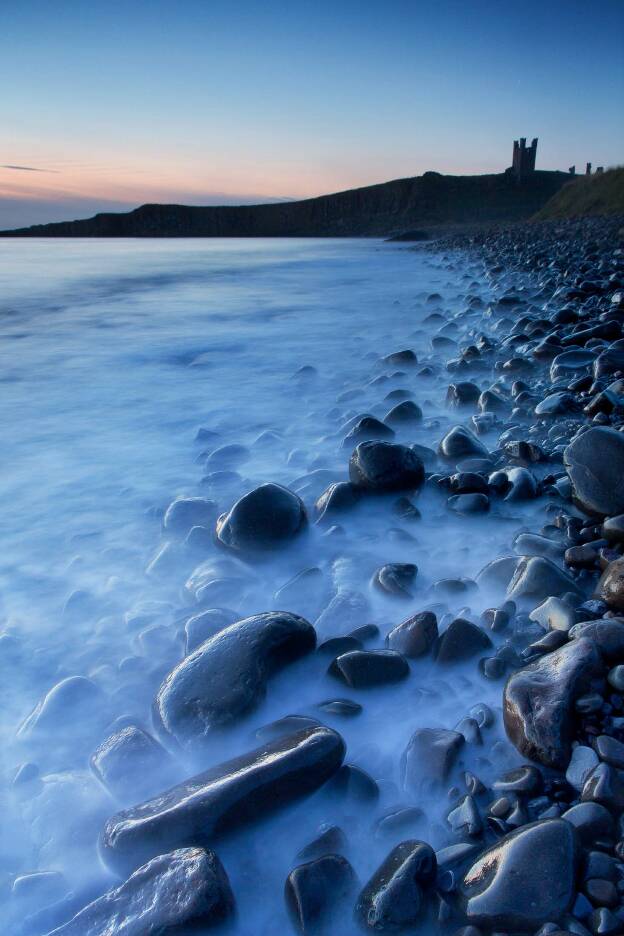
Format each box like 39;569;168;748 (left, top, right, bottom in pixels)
512;137;538;181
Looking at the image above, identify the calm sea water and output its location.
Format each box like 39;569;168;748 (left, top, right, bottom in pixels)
0;238;534;933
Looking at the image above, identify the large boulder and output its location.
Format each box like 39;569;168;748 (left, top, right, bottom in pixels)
349;442;425;493
355;840;436;931
503;637;604;769
101;726;345;875
564;427;624;517
215;482;307;552
47;847;234;934
460;820;580;930
153;612;316;749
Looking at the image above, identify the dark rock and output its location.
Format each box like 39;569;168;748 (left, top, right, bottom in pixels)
349;442;425;493
330;764;379;801
564;427;624;518
285;854;357;934
163;497;217;538
603;514;624;544
566;745;599;792
447;382;481;408
448;493;489;513
436;619;492;663
581;762;624;814
447;795;482;837
493;764;543;795
595;558;624;611
568;618;624;661
561;802;615;845
372;563;418;599
101;726;345;875
153;612;316;749
255;715;321;743
460;819;580;930
296;825;347;861
386;611;438;658
328;650;409;688
48;847;234;934
402;728;464;792
355;840;436;931
314;482;361;523
215;482;307;552
317;698;363;718
90;726;178;803
384;401;423;423
506;556;581;603
535;391;576;416
503;637;604;769
438;426;489;461
383;349;418;366
344;415;395;444
593;734;624;769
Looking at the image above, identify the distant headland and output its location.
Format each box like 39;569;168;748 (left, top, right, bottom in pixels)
0;139;610;238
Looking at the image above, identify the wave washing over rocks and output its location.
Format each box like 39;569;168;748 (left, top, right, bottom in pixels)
2;227;624;935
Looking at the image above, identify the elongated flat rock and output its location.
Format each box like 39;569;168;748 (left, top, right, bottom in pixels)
46;847;234;935
100;726;345;875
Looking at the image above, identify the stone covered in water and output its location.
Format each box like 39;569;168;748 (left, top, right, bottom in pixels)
215;482;307;552
90;726;178;803
460;819;580;930
48;847;234;934
355;839;436;931
438;426;489;461
101;726;345;875
386;611;438;658
503;637;603;769
564;427;624;518
285;854;357;934
349;441;425;493
153;612;316;749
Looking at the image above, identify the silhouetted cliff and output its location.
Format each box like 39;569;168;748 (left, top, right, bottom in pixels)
1;170;570;237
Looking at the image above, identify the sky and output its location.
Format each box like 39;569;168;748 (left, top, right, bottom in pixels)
1;0;623;228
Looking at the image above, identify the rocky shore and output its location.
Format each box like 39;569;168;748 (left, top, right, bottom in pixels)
6;216;624;936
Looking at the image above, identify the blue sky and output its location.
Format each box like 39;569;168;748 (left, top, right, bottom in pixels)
1;0;623;227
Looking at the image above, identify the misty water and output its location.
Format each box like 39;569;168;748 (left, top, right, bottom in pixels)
0;238;539;933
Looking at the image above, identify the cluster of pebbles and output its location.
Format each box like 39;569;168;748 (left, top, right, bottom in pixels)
5;216;624;936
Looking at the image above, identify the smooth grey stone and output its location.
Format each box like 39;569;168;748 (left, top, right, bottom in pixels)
314;482;361;523
447;795;482;837
460;819;580;930
90;726;178;803
355;840;436;931
215;482;307;552
568;618;624;661
329;650;409;688
285;854;357;935
503;638;603;769
349;441;425;493
564;427;624;517
561;801;615;845
46;847;234;934
101;726;345;875
153;612;316;750
529;596;577;632
566;745;599;793
436;619;492;663
384;400;423;423
593;734;624;769
506;556;581;603
386;611;438;658
17;676;107;739
402;728;464;792
438;426;489;461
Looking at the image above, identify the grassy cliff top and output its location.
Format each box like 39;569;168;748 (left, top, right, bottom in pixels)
534;167;624;219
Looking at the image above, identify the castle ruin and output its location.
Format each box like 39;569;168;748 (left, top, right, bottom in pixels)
511;137;538;181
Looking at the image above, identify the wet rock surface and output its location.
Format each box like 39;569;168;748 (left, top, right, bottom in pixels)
45;847;234;934
153;611;316;749
216;482;308;552
101;726;345;874
355;839;436;931
461;819;580;930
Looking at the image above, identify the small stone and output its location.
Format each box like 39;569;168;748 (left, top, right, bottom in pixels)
372;563;418;599
402;728;464;792
285;854;357;935
215;482;307;552
386;611;438;658
566;745;599;793
436;619;492;663
329;650;409;688
596;558;624;612
349;441;425;493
